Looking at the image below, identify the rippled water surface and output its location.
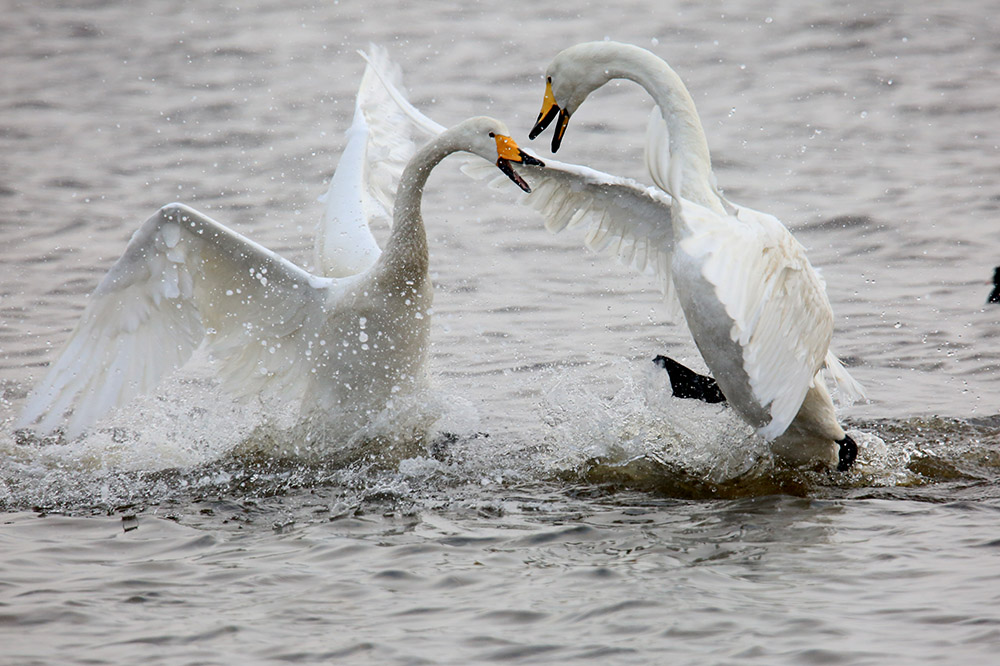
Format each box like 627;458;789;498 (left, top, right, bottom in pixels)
2;1;1000;664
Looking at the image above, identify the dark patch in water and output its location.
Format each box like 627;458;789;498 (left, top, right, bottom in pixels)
562;456;818;500
797;214;875;232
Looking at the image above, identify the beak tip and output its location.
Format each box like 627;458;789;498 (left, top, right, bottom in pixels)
530;104;560;144
496;157;532;194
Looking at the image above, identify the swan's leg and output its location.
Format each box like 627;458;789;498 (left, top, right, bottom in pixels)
836;434;858;472
652;355;727;404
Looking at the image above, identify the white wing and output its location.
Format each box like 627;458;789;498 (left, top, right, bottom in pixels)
463;158;681;315
18;203;333;438
358;48;445;138
644;106;673;197
644;106;736;216
359;51;681;314
676;202;836;439
823;349;867;406
314;44;420;277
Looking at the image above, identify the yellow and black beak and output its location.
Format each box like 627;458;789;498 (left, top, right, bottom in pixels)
528;79;571;153
494;133;544;193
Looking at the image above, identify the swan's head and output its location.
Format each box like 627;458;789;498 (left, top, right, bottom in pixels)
529;41;634;152
454;117;544;193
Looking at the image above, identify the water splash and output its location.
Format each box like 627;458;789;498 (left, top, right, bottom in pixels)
538;360;768;484
4;352;999;515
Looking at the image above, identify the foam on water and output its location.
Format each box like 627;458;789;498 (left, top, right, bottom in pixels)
9;344;999;517
538;359;766;480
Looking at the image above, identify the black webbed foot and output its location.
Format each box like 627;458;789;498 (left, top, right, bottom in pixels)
836;433;858;472
988;266;1000;304
652;355;727;404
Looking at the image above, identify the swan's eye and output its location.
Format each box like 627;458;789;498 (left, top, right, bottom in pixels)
547;76;552;83
488;132;495;138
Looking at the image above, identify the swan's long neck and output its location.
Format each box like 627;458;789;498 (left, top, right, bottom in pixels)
600;45;722;211
378;132;457;279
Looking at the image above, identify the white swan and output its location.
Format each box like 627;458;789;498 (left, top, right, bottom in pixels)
528;41;865;470
16;52;539;440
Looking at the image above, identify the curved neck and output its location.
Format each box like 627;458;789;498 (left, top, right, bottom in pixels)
599;44;721;210
379;132;457;277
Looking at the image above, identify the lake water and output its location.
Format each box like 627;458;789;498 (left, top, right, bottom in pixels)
2;1;999;664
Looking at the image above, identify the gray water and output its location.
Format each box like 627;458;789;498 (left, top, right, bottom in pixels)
2;1;1000;664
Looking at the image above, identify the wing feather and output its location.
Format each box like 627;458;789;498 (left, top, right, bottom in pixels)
644;106;673;196
18;203;332;437
354;44;422;224
823;349;867;406
464;158;681;316
314;44;423;277
358;49;681;315
676;202;835;439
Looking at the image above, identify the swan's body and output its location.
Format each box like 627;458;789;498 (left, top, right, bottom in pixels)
17;50;537;440
529;41;865;469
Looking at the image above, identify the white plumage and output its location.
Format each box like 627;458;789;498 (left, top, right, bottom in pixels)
528;41;865;468
313;48;416;278
17;47;537;441
360;51;684;312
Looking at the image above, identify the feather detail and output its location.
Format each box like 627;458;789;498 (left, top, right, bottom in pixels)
18;204;332;438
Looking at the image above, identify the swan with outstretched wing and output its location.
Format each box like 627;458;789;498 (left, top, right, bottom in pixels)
528;41;865;470
17;48;539;441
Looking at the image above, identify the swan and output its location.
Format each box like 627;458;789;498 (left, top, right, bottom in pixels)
528;41;865;470
16;51;540;441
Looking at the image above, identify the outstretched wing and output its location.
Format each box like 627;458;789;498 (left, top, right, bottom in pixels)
463;157;681;315
676;201;836;439
315;44;421;277
359;50;680;314
18;203;333;438
357;48;445;138
644;106;735;216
